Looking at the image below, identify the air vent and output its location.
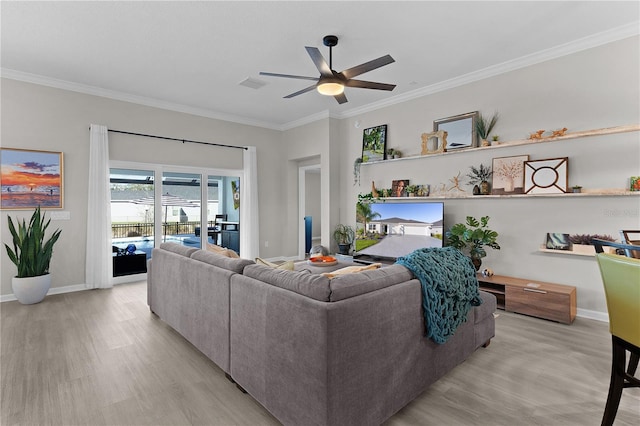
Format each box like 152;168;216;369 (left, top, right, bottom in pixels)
239;77;267;89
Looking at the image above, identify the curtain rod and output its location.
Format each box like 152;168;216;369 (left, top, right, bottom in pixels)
106;129;248;150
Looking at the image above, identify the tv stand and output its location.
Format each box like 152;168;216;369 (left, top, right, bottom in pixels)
477;273;576;324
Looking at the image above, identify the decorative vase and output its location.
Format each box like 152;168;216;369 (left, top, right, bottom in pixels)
471;257;482;271
12;274;51;304
481;139;491;147
480;180;491;195
337;244;351;255
472;185;480;195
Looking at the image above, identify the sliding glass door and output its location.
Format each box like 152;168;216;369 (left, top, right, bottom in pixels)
109;163;242;278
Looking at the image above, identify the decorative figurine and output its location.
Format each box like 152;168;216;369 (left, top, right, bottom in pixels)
371;181;379;198
551;127;568;137
481;268;494;277
529;130;545;140
447;172;464;192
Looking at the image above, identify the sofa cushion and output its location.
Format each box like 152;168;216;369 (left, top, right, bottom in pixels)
243;264;331;301
160;242;198;257
190;249;254;274
329;264;415;301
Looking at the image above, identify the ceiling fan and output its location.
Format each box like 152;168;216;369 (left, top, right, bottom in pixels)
260;35;396;104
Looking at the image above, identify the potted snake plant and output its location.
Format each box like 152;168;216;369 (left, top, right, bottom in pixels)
4;206;62;304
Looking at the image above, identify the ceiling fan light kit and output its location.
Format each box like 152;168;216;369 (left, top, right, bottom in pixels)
260;35;395;104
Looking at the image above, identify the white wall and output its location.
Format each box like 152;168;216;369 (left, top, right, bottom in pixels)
0;79;283;295
2;36;638;318
339;36;640;318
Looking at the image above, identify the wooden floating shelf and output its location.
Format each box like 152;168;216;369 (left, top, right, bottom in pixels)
361;124;640;166
374;190;638;201
538;245;617;257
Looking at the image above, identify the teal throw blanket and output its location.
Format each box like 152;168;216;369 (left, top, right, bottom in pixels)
396;247;482;344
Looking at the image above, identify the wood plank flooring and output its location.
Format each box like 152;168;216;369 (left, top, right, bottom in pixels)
1;281;638;425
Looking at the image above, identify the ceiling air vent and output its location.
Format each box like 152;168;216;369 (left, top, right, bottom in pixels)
238;77;267;89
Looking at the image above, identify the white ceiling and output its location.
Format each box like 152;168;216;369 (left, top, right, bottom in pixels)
2;1;639;130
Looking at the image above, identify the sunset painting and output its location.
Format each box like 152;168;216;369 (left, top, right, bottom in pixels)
1;148;63;209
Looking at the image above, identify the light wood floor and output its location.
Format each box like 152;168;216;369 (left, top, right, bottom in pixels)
1;281;638;426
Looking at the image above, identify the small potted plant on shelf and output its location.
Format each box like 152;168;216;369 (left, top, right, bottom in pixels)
445;216;500;271
4;206;62;304
406;185;417;197
333;224;356;255
571;185;582;193
476;112;499;147
467;164;493;195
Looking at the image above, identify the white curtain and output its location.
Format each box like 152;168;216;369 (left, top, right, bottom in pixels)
240;146;259;259
86;124;113;289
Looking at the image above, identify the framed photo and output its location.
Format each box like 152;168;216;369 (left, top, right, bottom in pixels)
362;125;387;163
492;155;529;195
391;179;409;197
1;148;63;209
433;111;478;150
524;157;568;194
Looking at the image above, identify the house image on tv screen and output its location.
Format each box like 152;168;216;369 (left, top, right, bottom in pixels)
355;201;444;260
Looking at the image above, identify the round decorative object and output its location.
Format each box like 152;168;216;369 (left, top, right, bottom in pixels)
308;256;338;266
12;274;51;304
309;245;328;257
481;268;494;277
472;185;480;195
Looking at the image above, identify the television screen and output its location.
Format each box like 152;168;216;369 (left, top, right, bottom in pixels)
355;201;444;262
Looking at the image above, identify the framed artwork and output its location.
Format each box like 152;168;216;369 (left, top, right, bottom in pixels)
362;125;387;163
630;176;640;191
231;179;240;210
433;111;478;150
546;233;570;250
492;155;529;195
524;157;568;194
1;148;63;209
391;179;409;197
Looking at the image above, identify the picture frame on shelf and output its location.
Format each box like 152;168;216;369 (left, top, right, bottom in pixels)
524;157;568;194
420;130;447;155
362;124;387;163
546;233;571;250
491;155;529;195
1;148;64;209
433;111;478;150
391;179;409;197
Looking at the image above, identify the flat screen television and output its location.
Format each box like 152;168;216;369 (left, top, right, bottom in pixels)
354;200;444;263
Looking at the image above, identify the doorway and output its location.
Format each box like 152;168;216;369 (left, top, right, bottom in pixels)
298;164;321;259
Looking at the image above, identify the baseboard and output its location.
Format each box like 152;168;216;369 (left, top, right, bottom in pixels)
0;274;148;303
0;283;90;303
576;308;609;323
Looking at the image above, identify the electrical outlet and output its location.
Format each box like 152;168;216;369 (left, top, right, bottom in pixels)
49;211;71;220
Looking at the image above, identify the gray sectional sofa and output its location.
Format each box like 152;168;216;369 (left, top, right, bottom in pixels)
148;242;496;426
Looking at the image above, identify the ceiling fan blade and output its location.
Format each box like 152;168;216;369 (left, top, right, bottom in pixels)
305;47;333;78
341;54;395;80
259;72;319;81
334;93;348;104
345;79;396;91
283;84;318;99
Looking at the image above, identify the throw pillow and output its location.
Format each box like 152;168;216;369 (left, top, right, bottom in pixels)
322;263;382;279
255;257;295;271
206;243;240;258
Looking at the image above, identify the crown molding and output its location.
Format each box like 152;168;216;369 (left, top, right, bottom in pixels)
331;21;640;121
2;22;637;132
0;68;283;131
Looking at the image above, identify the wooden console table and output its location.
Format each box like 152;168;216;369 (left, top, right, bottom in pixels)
477;274;576;324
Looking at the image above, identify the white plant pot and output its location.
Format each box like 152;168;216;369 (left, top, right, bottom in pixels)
12;274;51;304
